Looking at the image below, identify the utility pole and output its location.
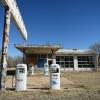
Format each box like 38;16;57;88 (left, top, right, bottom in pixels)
0;6;11;90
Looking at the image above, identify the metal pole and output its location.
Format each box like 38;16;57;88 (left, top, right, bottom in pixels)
0;6;11;90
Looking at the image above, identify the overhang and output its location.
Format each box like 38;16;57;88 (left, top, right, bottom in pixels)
15;44;62;54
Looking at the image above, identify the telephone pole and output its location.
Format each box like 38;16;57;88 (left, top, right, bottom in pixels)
0;6;11;90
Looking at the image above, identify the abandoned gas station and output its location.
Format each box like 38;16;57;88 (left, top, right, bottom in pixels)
15;44;98;71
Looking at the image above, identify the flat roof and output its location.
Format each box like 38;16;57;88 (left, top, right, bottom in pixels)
15;44;62;54
56;49;97;55
15;44;97;55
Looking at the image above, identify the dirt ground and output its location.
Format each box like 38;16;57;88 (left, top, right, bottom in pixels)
6;73;74;90
0;71;100;100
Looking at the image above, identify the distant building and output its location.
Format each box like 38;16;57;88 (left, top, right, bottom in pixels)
15;44;98;71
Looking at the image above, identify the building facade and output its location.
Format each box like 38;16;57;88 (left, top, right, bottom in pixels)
55;49;97;71
15;44;98;71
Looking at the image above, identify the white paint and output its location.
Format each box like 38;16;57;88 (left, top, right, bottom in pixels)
78;68;95;71
50;64;60;90
74;55;78;71
0;0;27;40
0;7;11;90
28;64;34;75
60;68;74;71
52;55;56;64
44;63;49;75
60;68;95;72
15;64;27;91
30;66;34;75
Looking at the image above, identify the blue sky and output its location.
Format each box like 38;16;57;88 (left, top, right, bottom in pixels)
0;0;100;56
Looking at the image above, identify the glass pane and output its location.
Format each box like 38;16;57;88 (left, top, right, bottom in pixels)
18;68;25;73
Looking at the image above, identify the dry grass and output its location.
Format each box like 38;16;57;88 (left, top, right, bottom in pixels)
0;71;100;100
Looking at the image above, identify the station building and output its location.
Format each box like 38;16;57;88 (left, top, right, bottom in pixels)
15;44;98;71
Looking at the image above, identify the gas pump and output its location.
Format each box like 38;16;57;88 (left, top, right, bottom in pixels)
28;64;34;76
50;63;60;90
44;63;49;75
15;64;27;91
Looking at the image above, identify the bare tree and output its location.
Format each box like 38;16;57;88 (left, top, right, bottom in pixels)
89;42;100;54
0;48;1;64
89;42;100;68
7;56;15;68
13;56;23;66
7;56;23;68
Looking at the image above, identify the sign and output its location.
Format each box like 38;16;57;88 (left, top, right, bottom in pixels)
0;0;27;40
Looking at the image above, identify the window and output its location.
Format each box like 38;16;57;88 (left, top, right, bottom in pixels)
52;68;59;73
61;62;64;68
78;56;95;68
40;54;46;58
48;54;52;58
56;56;74;68
56;62;60;65
18;68;25;73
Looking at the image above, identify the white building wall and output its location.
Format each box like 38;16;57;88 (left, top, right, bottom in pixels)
56;54;97;72
74;55;78;71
